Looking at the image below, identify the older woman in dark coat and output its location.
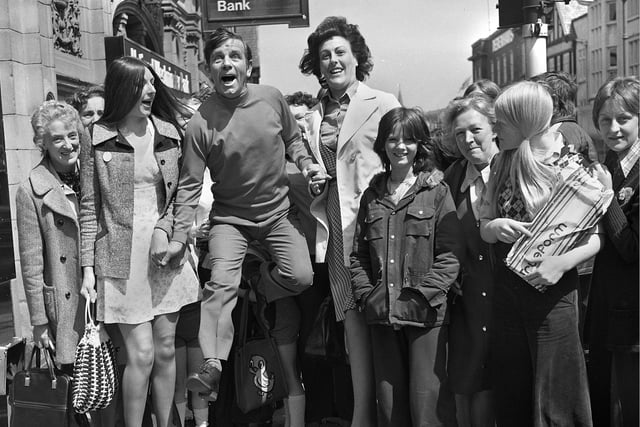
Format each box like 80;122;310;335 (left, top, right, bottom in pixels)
16;100;85;365
443;94;499;427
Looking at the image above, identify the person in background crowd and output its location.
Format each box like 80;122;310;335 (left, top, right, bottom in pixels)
173;90;213;427
530;70;599;344
281;91;321;426
587;76;639;427
479;81;601;426
80;56;200;427
530;71;597;162
443;93;499;427
162;27;323;404
299;17;400;426
67;85;105;128
351;107;460;426
463;79;501;102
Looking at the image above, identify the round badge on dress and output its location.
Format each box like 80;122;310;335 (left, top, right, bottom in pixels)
103;152;112;162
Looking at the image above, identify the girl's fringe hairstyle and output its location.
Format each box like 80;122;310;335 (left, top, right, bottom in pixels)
373;107;437;173
490;81;556;217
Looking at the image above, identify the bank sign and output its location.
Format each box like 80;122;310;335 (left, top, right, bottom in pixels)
104;36;192;95
202;0;309;29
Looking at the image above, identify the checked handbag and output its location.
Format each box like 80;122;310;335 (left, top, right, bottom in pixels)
72;301;118;413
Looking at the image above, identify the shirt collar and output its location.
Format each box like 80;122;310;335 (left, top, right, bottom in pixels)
322;81;359;104
460;161;490;192
619;138;640;177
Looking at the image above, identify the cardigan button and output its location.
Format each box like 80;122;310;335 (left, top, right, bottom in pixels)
56;219;64;226
160;159;166;165
65;292;71;300
60;256;66;263
167;182;172;187
478;254;484;261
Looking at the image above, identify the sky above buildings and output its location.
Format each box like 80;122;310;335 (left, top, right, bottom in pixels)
257;0;500;111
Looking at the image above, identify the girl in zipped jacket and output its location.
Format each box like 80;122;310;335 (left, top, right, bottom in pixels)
350;107;462;427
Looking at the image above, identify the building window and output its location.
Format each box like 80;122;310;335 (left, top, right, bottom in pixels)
509;51;514;81
629;39;639;76
629;0;639;17
502;55;507;84
563;52;571;73
608;2;617;21
608;46;617;67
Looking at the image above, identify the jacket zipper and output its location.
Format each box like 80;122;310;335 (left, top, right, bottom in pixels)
12;399;67;411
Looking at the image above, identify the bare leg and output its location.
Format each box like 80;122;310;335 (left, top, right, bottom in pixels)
278;341;305;427
469;390;494;427
151;312;179;427
344;309;376;427
455;394;471;427
119;322;154;427
174;341;187;425
187;344;209;426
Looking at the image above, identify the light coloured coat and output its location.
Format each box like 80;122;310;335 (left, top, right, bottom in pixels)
307;83;400;264
80;116;182;279
16;158;84;364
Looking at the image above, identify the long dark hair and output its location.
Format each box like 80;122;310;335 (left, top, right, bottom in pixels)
299;16;373;82
99;56;189;131
373;107;437;174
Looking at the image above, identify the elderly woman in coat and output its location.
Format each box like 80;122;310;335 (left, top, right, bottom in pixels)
16;100;86;366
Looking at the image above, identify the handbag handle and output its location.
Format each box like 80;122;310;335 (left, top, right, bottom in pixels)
238;294;250;347
26;346;59;389
84;298;97;326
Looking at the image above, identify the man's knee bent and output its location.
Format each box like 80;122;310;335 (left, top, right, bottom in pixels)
292;262;313;289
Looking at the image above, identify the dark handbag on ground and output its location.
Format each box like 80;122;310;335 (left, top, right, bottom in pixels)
304;294;346;363
10;346;73;427
72;300;119;413
234;295;288;414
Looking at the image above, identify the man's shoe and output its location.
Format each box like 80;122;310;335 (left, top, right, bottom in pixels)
186;359;222;401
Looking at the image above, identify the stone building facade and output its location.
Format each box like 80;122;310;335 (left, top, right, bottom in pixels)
468;0;639;144
0;0;209;340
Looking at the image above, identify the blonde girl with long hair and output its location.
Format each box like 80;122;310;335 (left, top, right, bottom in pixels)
479;81;601;426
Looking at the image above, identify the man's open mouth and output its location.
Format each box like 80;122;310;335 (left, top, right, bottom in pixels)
221;75;236;84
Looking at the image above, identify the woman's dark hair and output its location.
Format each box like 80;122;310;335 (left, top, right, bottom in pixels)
463;78;501;101
99;56;189;130
592;76;640;130
299;16;373;82
530;71;578;121
285;91;317;109
67;85;104;112
374;107;436;173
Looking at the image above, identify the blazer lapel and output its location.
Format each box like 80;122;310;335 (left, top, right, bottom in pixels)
619;158;639;191
30;160;78;224
307;107;327;173
337;84;378;155
605;150;638;191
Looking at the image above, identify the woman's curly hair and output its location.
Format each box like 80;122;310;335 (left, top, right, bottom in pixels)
299;16;373;82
